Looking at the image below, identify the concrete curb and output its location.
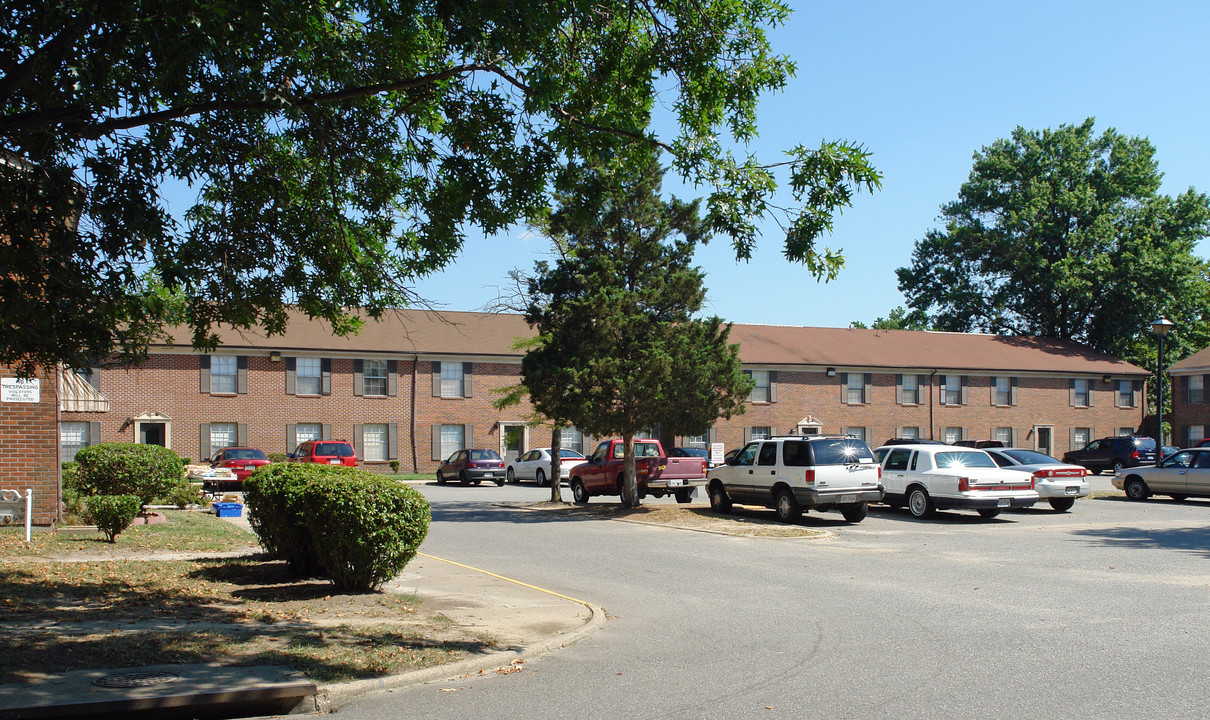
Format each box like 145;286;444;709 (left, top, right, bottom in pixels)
318;600;606;712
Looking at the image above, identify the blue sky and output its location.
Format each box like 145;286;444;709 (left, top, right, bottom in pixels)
410;0;1210;328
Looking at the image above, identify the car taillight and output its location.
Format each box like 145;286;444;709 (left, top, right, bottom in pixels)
1131;450;1140;459
958;477;970;492
804;469;815;485
877;466;882;480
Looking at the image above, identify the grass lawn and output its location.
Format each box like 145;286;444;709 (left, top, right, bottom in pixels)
0;512;491;685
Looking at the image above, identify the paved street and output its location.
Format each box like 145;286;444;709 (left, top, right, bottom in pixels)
340;482;1210;719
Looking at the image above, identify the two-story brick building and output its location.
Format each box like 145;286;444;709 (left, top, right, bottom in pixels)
1168;347;1210;446
51;309;1148;490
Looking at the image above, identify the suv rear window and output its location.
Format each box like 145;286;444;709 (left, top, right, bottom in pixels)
788;438;874;466
314;442;354;457
1129;437;1156;451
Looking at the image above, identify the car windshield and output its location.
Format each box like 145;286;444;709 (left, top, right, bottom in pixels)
469;449;501;461
1003;449;1059;465
935;451;997;469
315;442;354;457
558;449;585;459
225;449;266;460
805;439;875;466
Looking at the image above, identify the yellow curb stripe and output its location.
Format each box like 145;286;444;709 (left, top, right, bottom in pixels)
418;552;590;606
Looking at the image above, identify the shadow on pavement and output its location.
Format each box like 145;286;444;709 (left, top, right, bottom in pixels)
1069;524;1210;557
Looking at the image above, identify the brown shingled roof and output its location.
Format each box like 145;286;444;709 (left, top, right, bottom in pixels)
158;309;1147;375
1169;346;1210;374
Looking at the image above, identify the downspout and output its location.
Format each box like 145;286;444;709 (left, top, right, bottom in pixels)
410;354;419;473
929;370;938;440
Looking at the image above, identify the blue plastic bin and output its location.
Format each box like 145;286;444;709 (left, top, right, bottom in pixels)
213;502;243;518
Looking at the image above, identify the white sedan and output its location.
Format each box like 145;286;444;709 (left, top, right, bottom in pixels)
506;448;588;486
984;447;1090;512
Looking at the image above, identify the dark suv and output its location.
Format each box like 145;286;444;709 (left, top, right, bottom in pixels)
1062;436;1156;475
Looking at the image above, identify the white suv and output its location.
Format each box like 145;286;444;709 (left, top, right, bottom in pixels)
706;435;884;523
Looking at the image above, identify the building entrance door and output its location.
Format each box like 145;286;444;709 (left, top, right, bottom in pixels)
501;424;526;464
140;422;166;446
1034;426;1053;457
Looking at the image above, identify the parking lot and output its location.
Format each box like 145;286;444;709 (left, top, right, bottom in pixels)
340;477;1210;719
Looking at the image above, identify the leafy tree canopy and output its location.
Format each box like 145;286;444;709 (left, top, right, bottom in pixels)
849;305;930;331
896;118;1210;363
523;155;751;506
1;0;880;375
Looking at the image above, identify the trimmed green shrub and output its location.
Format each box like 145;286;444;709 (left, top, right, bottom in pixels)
302;471;430;592
61;461;85;522
75;443;183;507
268;453;288;464
243;464;326;575
389;460;401;473
86;494;142;542
243;464;431;591
165;480;201;509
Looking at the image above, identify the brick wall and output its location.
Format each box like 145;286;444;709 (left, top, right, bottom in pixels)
1171;374;1210;445
0;365;60;525
61;353;1148;476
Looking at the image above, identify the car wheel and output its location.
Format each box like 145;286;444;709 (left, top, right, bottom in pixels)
536;468;548;487
1048;497;1075;512
840;502;868;523
1112;459;1125;473
436;471;445;485
907;487;933;518
460;472;471;486
1171;494;1188;502
506;468;517;484
571;478;589;505
495;478;505;486
472;480;482;486
708;483;732;514
1124;477;1149;500
675;488;693;504
1050;498;1079;515
977;508;1001;519
774;488;801;523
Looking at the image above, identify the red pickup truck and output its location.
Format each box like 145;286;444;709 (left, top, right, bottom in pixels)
570;439;707;504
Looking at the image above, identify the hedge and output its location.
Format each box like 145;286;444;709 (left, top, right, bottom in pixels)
243;464;430;591
86;494;142;542
74;443;183;507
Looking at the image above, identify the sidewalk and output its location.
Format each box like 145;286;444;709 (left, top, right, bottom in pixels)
0;509;604;718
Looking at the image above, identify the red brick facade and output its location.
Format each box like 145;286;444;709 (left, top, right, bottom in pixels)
62;351;1148;478
1;365;60;525
1171;372;1210;446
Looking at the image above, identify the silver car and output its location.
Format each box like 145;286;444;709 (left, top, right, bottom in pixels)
506;448;587;486
984;448;1090;512
1113;448;1210;502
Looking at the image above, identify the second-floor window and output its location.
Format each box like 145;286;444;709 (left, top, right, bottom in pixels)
1118;380;1134;407
994;377;1013;406
364;360;387;396
943;375;962;405
441;362;464;397
901;374;918;405
846;373;865;404
297;357;322;395
1072;379;1090;407
1190;376;1204;404
749;370;770;403
211;356;237;394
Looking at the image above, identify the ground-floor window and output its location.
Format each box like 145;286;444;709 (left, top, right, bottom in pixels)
898;426;919;440
842;426;866;441
560;427;584;454
749;426;771;441
440;424;464;460
210;423;238;453
362;423;388;461
943;426;964;444
994;427;1013;445
294;423;323;450
685;433;707;448
1188;425;1205;445
61;422;90;461
1072;427;1091;451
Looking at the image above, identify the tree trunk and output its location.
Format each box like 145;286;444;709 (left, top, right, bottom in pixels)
549;425;564;503
621;431;641;508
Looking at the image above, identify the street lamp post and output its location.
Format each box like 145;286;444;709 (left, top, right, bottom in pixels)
1151;317;1175;451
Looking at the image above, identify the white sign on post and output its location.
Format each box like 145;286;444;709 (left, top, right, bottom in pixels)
1;378;40;403
710;442;726;466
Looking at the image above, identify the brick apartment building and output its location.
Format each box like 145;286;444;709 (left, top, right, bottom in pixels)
1168;348;1210;446
48;309;1149;487
0;308;1151;524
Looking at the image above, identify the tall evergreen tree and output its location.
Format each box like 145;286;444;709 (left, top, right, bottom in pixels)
524;156;750;508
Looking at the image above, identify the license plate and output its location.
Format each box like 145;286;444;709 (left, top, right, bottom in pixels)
997;498;1011;507
1065;486;1079;495
328;459;341;465
483;472;495;478
840;494;857;503
244;465;256;471
667;478;684;487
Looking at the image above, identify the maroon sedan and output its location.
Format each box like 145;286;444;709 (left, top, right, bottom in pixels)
209;447;271;490
436;449;506;486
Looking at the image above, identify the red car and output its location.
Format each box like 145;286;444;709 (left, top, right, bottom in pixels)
208;447;271;490
289;440;359;467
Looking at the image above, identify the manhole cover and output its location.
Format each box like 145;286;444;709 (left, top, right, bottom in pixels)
93;671;182;688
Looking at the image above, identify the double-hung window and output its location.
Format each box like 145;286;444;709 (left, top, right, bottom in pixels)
846;373;865;404
994;377;1013;406
943;375;962;405
210;422;238;452
901;375;918;405
1072;379;1090;407
362;423;388;462
440;424;465;459
749;371;770;403
211;356;237;394
363;360;387;397
296;358;322;395
440;363;464;397
1190;376;1205;404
